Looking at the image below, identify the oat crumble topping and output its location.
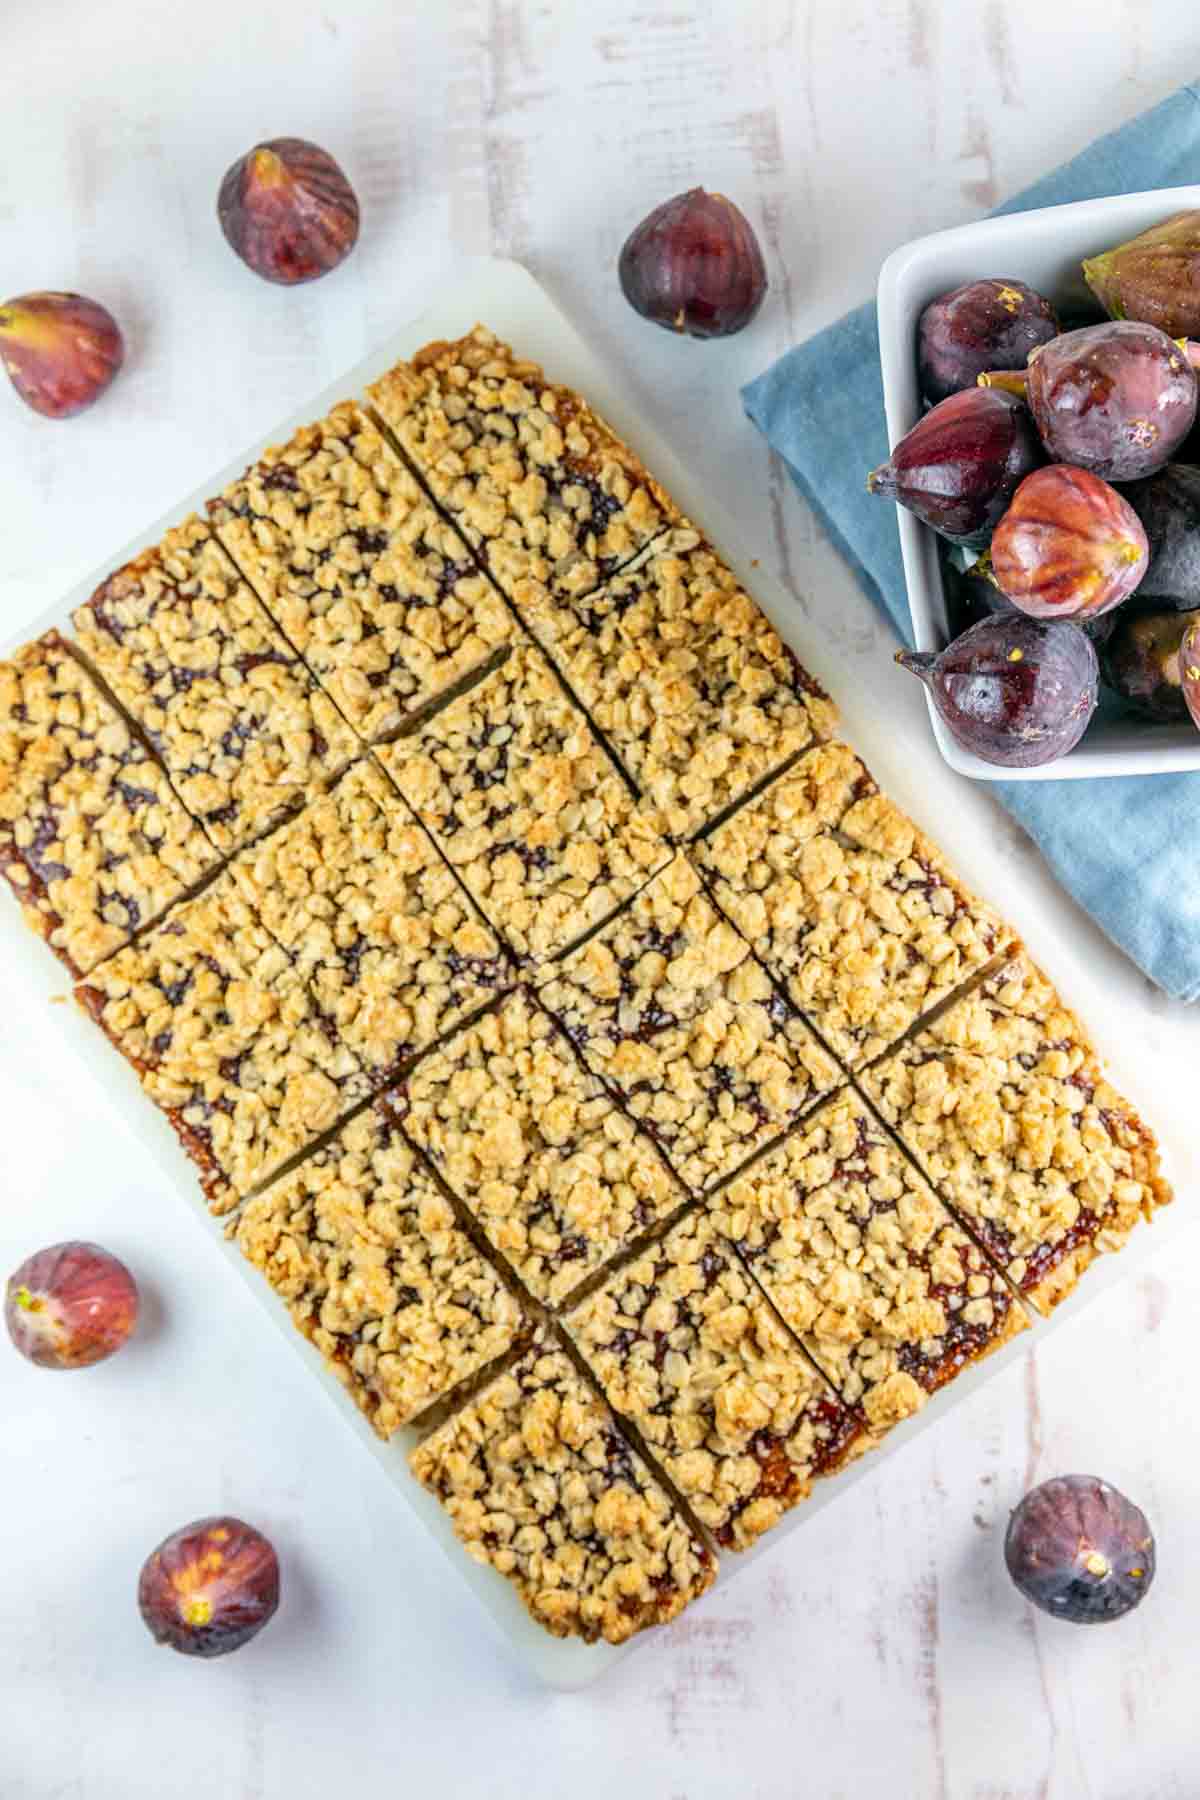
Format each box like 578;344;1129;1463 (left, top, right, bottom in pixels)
403;987;684;1305
232;758;510;1083
209;403;510;741
379;642;670;963
236;1103;524;1436
860;952;1171;1313
409;1337;715;1643
712;1088;1027;1431
0;631;216;975
566;1210;866;1550
538;855;840;1191
695;743;1010;1065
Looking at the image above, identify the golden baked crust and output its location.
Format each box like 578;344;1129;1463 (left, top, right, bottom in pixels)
712;1087;1028;1432
236;1103;525;1436
410;1337;715;1644
860;951;1172;1314
539;854;840;1192
567;1210;866;1550
0;631;215;974
209;403;510;741
74;516;357;852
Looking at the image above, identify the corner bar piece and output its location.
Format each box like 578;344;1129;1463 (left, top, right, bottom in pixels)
859;952;1172;1315
402;987;684;1306
379;642;669;965
73;516;357;853
235;1102;524;1437
368;326;680;601
711;1087;1027;1434
538;855;840;1191
409;1336;716;1644
0;631;215;975
209;402;510;742
566;1210;867;1550
694;742;1010;1066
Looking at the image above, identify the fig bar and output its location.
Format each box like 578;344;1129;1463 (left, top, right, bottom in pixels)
860;951;1171;1315
231;759;510;1085
566;1209;866;1550
378;642;669;963
235;1102;525;1437
538;855;840;1192
409;1336;716;1644
0;631;215;976
209;403;511;743
368;325;679;600
519;534;838;839
76;868;369;1212
694;742;1010;1067
72;517;357;854
711;1088;1027;1434
402;988;685;1306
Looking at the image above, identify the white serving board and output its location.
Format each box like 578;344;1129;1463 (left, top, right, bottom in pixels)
6;257;1193;1690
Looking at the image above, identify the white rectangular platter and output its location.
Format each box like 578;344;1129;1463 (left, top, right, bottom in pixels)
4;256;1192;1689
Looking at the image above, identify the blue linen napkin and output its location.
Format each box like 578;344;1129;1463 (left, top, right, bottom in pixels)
744;83;1200;1001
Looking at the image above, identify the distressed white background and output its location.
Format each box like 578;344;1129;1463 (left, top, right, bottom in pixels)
2;4;1198;1797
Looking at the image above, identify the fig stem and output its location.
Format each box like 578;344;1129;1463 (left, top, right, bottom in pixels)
977;369;1028;396
1178;338;1200;373
895;648;936;685
866;463;897;497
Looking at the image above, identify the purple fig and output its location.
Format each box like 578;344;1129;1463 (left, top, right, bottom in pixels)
918;278;1058;403
990;466;1148;621
1083;209;1200;340
1005;1475;1155;1624
868;387;1045;545
0;292;124;418
982;321;1198;482
1100;607;1191;721
1123;464;1200;608
218;138;360;285
897;613;1098;767
1179;614;1200;733
618;188;767;338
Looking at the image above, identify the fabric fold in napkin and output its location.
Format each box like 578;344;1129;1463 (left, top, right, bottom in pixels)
744;82;1200;1002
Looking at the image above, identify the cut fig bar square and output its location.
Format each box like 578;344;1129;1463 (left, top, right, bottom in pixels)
538;855;841;1192
368;326;680;602
72;517;358;854
208;403;511;742
75;868;370;1212
711;1088;1028;1435
859;952;1172;1315
378;642;670;964
693;742;1011;1067
519;534;838;839
234;1102;525;1438
0;631;216;976
402;987;685;1306
409;1335;716;1644
565;1210;867;1551
231;759;510;1086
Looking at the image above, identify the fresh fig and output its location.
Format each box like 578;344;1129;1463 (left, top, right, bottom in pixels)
1005;1475;1155;1624
897;613;1098;767
218;138;360;285
918;278;1058;403
1100;607;1191;720
868;387;1045;545
1083;209;1200;340
1180;614;1200;732
138;1516;280;1656
982;321;1198;481
990;466;1148;620
1124;464;1200;608
5;1241;138;1369
0;292;124;418
618;188;767;338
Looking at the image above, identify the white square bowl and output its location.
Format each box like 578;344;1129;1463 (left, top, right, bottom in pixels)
876;183;1200;781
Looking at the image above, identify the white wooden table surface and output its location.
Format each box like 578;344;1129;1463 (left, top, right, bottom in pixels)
3;5;1198;1796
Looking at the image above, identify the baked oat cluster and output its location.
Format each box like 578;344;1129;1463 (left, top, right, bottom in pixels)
0;322;1170;1648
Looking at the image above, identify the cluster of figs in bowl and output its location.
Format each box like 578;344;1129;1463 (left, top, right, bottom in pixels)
871;210;1200;768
